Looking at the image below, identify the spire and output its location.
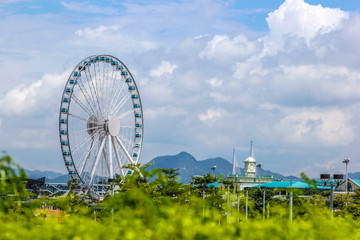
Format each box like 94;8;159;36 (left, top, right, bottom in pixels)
250;140;254;158
232;148;236;174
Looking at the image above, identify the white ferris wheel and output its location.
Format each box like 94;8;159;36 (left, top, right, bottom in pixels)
59;55;143;188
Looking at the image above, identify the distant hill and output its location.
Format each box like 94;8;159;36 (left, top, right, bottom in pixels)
24;152;300;184
25;169;64;181
145;152;298;183
146;152;233;183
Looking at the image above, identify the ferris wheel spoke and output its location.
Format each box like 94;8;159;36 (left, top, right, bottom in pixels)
109;73;125;107
82;69;103;117
112;96;130;116
68;113;88;122
71;93;96;116
75;76;100;117
107;67;118;113
111;136;125;177
69;125;102;136
118;134;134;147
84;66;104;116
90;63;106;120
89;137;106;185
119;126;135;129
118;108;136;120
109;79;127;114
71;128;100;155
78;137;96;177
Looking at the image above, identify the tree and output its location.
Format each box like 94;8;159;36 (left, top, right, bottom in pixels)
0;151;28;213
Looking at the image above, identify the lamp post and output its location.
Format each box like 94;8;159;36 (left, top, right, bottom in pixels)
290;177;293;221
245;188;248;220
211;165;216;182
257;163;262;188
343;158;350;194
320;173;344;216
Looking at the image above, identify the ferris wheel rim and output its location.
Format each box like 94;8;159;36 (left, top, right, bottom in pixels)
58;54;144;187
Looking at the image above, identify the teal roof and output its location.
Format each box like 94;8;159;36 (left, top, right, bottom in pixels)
352;179;360;186
252;181;328;189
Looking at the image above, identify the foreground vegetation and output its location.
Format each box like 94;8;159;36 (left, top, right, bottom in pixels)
1;152;360;239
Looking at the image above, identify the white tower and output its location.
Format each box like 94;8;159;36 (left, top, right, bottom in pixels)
244;141;256;177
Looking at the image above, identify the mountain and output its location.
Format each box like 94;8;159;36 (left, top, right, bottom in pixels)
146;152;233;183
25;169;64;180
145;152;297;183
23;152;300;184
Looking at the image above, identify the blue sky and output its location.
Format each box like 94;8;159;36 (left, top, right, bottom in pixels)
1;0;360;177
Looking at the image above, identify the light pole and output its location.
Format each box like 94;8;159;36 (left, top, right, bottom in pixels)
290;177;293;221
257;163;262;188
211;165;216;182
343;158;350;194
320;173;344;216
245;187;248;220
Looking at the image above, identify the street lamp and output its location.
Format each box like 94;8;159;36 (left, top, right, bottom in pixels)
343;158;350;194
320;173;344;216
211;165;216;182
257;163;262;188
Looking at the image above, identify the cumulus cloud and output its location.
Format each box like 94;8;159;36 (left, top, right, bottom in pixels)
264;0;349;54
273;108;354;147
149;61;178;78
200;34;258;60
75;25;120;39
198;108;227;122
145;105;187;120
207;78;223;88
0;70;70;116
74;25;157;53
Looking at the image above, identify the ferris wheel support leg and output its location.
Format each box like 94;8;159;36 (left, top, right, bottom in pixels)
115;136;143;178
108;135;113;178
89;138;106;185
111;136;124;177
102;147;111;177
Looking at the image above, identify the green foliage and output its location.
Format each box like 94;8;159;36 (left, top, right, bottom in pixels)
0;152;28;213
190;172;216;184
300;172;317;189
3;155;360;239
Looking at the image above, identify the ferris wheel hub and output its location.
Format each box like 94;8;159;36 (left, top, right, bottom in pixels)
107;115;120;136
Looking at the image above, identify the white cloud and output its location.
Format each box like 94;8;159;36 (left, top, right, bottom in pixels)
149;61;178;78
273;108;354;147
207;77;223;88
200;34;258;60
75;25;120;39
74;25;157;53
61;2;118;15
264;0;349;54
0;70;70;116
144;105;187;120
198;108;227;122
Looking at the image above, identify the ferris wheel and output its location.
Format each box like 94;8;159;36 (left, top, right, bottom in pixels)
59;54;143;187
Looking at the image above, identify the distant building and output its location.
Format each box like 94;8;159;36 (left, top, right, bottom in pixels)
336;178;360;193
227;142;274;190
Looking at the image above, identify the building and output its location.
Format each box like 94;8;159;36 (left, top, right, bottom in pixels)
336;178;360;193
227;142;274;190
